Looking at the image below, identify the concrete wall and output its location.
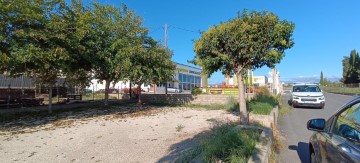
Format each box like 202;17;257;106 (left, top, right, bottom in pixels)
249;106;279;128
139;94;255;105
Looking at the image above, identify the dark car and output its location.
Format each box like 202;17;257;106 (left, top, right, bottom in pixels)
307;96;360;163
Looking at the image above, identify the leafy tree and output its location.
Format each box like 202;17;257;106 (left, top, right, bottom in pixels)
193;10;294;124
51;0;94;89
87;2;147;106
126;37;174;103
342;50;360;84
0;0;67;113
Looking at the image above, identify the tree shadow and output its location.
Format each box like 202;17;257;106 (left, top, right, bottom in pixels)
288;141;310;163
157;130;210;163
0;100;174;133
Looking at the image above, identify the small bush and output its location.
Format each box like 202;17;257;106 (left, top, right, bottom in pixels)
251;93;277;107
248;102;273;115
203;123;260;162
191;87;203;94
225;96;239;112
257;86;271;95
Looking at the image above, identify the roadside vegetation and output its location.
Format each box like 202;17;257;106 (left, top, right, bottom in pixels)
202;123;260;162
225;88;279;115
175;122;260;163
321;86;360;95
318;50;360;95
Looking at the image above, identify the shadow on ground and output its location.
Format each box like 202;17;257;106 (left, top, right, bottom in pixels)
289;142;309;163
157;130;210;163
0;100;189;134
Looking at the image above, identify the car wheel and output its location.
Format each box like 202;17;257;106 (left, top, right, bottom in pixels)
288;100;292;106
310;151;317;163
292;103;297;108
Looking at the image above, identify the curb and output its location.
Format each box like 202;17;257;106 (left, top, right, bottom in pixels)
237;125;273;163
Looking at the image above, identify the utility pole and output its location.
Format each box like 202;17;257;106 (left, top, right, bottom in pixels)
164;24;168;95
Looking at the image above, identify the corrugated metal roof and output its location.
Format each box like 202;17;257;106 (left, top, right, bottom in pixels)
0;75;66;88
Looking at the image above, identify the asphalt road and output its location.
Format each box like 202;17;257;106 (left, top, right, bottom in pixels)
278;92;355;163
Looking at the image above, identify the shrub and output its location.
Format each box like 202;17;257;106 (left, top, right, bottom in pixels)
203;123;260;162
251;93;277;107
248;102;273;115
191;87;202;94
225;96;239;112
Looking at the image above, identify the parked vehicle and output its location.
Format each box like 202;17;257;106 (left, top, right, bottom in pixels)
167;87;182;93
307;96;360;163
290;84;325;108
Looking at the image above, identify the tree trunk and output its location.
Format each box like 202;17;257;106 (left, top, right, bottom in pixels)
129;82;132;98
48;86;53;114
152;81;156;94
104;80;110;106
165;81;168;94
237;74;248;124
137;84;142;104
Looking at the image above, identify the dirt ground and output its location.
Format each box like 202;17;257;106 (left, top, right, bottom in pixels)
0;106;238;163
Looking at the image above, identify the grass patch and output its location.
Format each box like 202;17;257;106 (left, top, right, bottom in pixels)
322;86;360;95
202;123;260;163
270;126;284;163
176;124;185;132
206;118;217;122
248;102;273;115
279;104;292;117
174;145;203;163
82;93;117;100
251;94;277;107
224;96;239;113
247;93;278;115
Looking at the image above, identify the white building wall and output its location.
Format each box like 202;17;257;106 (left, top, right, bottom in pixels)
86;62;202;92
87;79;149;92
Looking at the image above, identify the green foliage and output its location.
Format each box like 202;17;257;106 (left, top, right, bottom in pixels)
248;93;278;115
191;87;203;94
341;50;360;84
0;0;66;85
193;10;294;123
193;10;295;78
251;93;278;107
321;85;360;95
202;124;259;163
126;37;175;103
0;0;166;106
248;102;273;115
225;96;239;112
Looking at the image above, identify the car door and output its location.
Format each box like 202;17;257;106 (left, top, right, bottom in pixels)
316;116;335;162
325;102;360;162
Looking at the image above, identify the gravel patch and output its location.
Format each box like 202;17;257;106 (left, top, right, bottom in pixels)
0;106;238;162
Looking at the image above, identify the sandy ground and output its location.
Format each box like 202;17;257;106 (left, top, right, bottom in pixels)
0;106;238;163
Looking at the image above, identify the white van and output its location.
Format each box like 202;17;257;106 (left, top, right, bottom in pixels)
290;84;325;109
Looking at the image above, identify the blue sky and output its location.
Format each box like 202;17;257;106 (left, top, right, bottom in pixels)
81;0;360;84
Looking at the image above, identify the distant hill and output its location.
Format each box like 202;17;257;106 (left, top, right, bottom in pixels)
282;76;341;84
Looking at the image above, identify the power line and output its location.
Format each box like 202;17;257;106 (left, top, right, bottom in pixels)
169;25;200;34
149;27;163;34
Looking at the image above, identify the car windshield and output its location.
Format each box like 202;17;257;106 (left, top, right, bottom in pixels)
293;85;321;92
